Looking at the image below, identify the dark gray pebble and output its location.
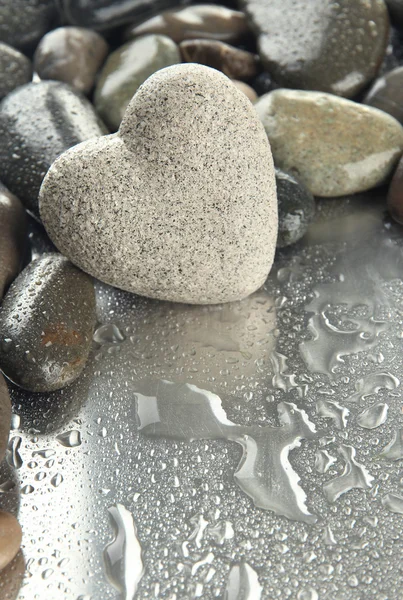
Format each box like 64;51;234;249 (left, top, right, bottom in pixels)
364;66;403;123
0;81;107;218
276;169;316;248
0;0;57;50
0;183;27;300
0;374;11;463
0;254;96;392
0;43;32;100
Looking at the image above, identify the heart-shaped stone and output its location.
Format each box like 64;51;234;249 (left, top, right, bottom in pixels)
39;64;277;304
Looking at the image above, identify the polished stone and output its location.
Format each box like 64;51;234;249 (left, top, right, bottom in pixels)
240;0;390;98
387;153;403;222
94;34;180;131
40;64;278;304
180;39;258;80
0;254;96;392
0;374;11;464
126;4;250;43
0;81;107;218
255;88;403;197
0;43;32;100
0;0;57;50
0;183;27;300
276;169;316;247
33;27;109;95
0;512;22;571
364;66;403;123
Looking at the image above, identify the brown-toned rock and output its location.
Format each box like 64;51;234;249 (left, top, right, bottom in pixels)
33;27;109;95
0;183;27;300
180;39;258;79
0;511;21;571
126;4;250;43
232;80;257;103
388;154;403;223
0;374;11;463
0;551;25;600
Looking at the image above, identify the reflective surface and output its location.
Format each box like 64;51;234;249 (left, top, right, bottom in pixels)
2;192;403;599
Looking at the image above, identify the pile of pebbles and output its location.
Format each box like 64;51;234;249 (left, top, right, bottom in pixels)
1;0;403;588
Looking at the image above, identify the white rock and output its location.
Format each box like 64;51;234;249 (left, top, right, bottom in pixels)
39;64;277;304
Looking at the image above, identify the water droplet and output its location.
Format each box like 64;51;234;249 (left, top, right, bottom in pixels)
56;430;82;448
322;525;337;545
323;445;373;503
10;414;20;430
379;430;403;460
32;449;56;459
316;399;349;429
315;449;337;474
103;504;144;600
357;403;388;429
42;568;54;580
224;562;262;600
347;372;399;402
6;436;23;469
22;484;34;495
297;589;319;600
136;380;317;523
382;493;403;514
51;473;63;488
270;351;297;392
93;324;125;345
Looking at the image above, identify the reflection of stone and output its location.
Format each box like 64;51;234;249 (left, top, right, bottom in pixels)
136;380;317;523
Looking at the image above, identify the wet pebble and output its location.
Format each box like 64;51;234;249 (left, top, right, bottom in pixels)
0;81;107;218
0;43;32;100
232;80;257;103
126;4;250;43
0;254;96;392
94;34;180;131
240;0;389;98
255;88;403;197
40;64;277;304
58;0;180;30
0;511;22;571
275;169;315;247
364;66;403;124
0;374;11;463
180;39;258;80
33;27;109;95
0;0;57;50
388;153;403;222
0;183;27;299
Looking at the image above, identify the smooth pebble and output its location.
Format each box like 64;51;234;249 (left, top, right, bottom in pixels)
0;512;22;571
40;64;278;305
232;80;257;103
33;27;109;95
0;183;27;299
255;88;403;197
0;373;11;464
0;43;32;100
0;0;57;50
180;39;258;80
0;254;96;392
364;66;403;124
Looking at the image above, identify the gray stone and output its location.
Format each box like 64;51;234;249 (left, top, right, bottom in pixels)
0;254;96;392
364;66;403;124
0;0;57;50
0;183;28;300
255;88;403;197
94;34;180;131
126;4;250;43
240;0;389;98
33;27;109;95
0;43;32;100
276;169;315;247
0;81;107;218
0;374;11;464
40;64;277;305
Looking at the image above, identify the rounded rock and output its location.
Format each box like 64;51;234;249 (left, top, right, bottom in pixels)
126;4;250;43
232;80;257;103
275;169;316;248
0;81;107;218
180;39;258;80
0;511;22;571
240;0;389;98
255;88;403;197
0;254;96;392
0;43;32;100
364;66;403;123
40;64;278;305
0;374;12;464
387;154;403;222
0;0;57;50
57;0;181;30
33;27;109;95
0;183;28;300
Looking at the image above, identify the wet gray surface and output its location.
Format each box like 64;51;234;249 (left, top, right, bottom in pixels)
2;191;403;599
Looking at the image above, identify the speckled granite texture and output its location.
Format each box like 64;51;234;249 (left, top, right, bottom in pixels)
39;64;278;304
